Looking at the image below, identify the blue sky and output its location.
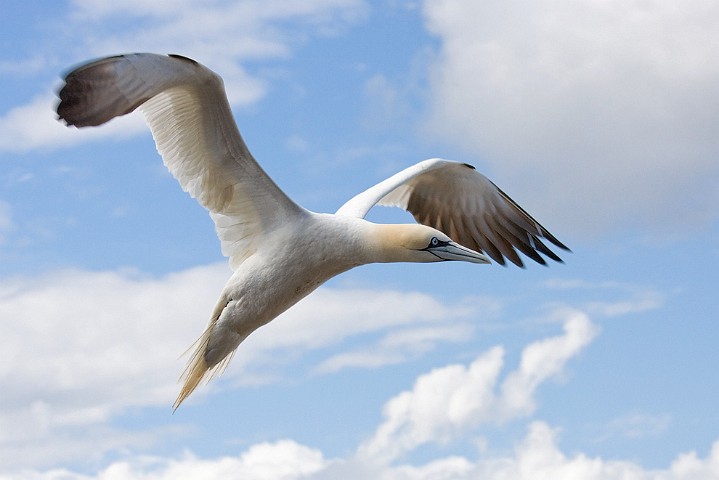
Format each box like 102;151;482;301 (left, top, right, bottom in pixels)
1;0;718;478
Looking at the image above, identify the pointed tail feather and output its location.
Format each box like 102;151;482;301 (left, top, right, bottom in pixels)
174;352;209;410
173;332;238;410
173;295;230;410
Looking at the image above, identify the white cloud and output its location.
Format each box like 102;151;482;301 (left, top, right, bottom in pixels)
312;323;474;374
0;264;228;469
5;286;718;480
231;288;479;379
2;439;325;480
10;381;719;480
68;0;367;61
498;309;598;418
543;279;664;318
422;0;719;235
0;0;368;153
358;308;598;463
603;412;672;440
586;291;663;318
447;421;719;480
0;264;482;470
8;424;719;480
10;421;719;480
312;421;719;480
358;345;504;463
0;94;147;153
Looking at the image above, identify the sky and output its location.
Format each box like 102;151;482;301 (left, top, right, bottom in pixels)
1;0;718;478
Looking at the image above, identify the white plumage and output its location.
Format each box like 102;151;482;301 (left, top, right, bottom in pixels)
57;53;568;409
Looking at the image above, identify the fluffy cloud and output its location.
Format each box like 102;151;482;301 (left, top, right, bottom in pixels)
10;421;719;480
9;320;719;480
4;303;598;477
498;310;597;417
0;0;367;153
0;94;147;153
0;264;228;469
1;439;325;480
419;421;719;480
228;286;480;384
0;264;478;470
4;277;714;480
358;309;598;463
66;0;367;76
422;0;719;234
358;346;505;463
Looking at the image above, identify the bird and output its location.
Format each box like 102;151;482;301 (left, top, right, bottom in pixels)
56;53;569;409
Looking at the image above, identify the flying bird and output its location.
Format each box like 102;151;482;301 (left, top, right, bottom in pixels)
56;53;569;409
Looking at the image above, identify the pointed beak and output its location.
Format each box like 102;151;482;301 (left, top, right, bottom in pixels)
428;241;491;264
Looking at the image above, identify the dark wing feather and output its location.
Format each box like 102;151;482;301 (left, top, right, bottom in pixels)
371;160;569;267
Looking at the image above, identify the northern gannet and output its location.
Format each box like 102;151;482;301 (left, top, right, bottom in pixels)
56;53;569;409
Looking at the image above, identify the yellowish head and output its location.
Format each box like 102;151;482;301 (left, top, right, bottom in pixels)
373;224;490;264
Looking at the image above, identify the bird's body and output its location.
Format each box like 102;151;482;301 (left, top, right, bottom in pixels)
199;214;370;379
57;53;569;408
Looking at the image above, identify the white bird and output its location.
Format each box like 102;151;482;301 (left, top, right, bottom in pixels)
56;53;569;409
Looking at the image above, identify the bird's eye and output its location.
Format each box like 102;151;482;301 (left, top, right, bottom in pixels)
429;237;440;247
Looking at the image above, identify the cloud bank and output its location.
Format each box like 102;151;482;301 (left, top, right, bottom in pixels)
422;0;719;234
6;302;719;480
0;264;479;470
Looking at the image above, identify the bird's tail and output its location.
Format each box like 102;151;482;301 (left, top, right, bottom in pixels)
173;344;210;410
173;295;232;411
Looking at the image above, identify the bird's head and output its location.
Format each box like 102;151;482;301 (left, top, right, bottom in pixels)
373;224;490;264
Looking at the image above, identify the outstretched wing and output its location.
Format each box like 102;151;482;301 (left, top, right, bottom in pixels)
336;158;569;267
57;53;304;269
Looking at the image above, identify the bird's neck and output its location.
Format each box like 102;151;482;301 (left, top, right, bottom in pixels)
309;215;434;266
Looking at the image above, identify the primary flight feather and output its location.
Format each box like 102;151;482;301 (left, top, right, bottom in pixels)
56;53;569;409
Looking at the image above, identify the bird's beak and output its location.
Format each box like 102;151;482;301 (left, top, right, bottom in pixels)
429;241;491;264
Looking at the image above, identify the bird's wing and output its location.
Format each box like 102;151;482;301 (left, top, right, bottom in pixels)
336;158;569;267
57;53;304;270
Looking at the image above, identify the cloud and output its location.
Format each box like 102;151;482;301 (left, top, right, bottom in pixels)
5;283;718;480
586;291;664;318
0;56;48;76
312;323;474;374
0;264;228;469
358;346;505;463
8;424;719;480
67;0;367;64
2;439;325;480
361;73;411;131
0;264;481;470
9;421;719;480
0;0;368;153
0;94;147;153
10;372;719;480
543;279;665;318
445;421;719;480
231;288;479;380
358;308;598;463
498;309;598;417
421;0;719;235
603;412;672;440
